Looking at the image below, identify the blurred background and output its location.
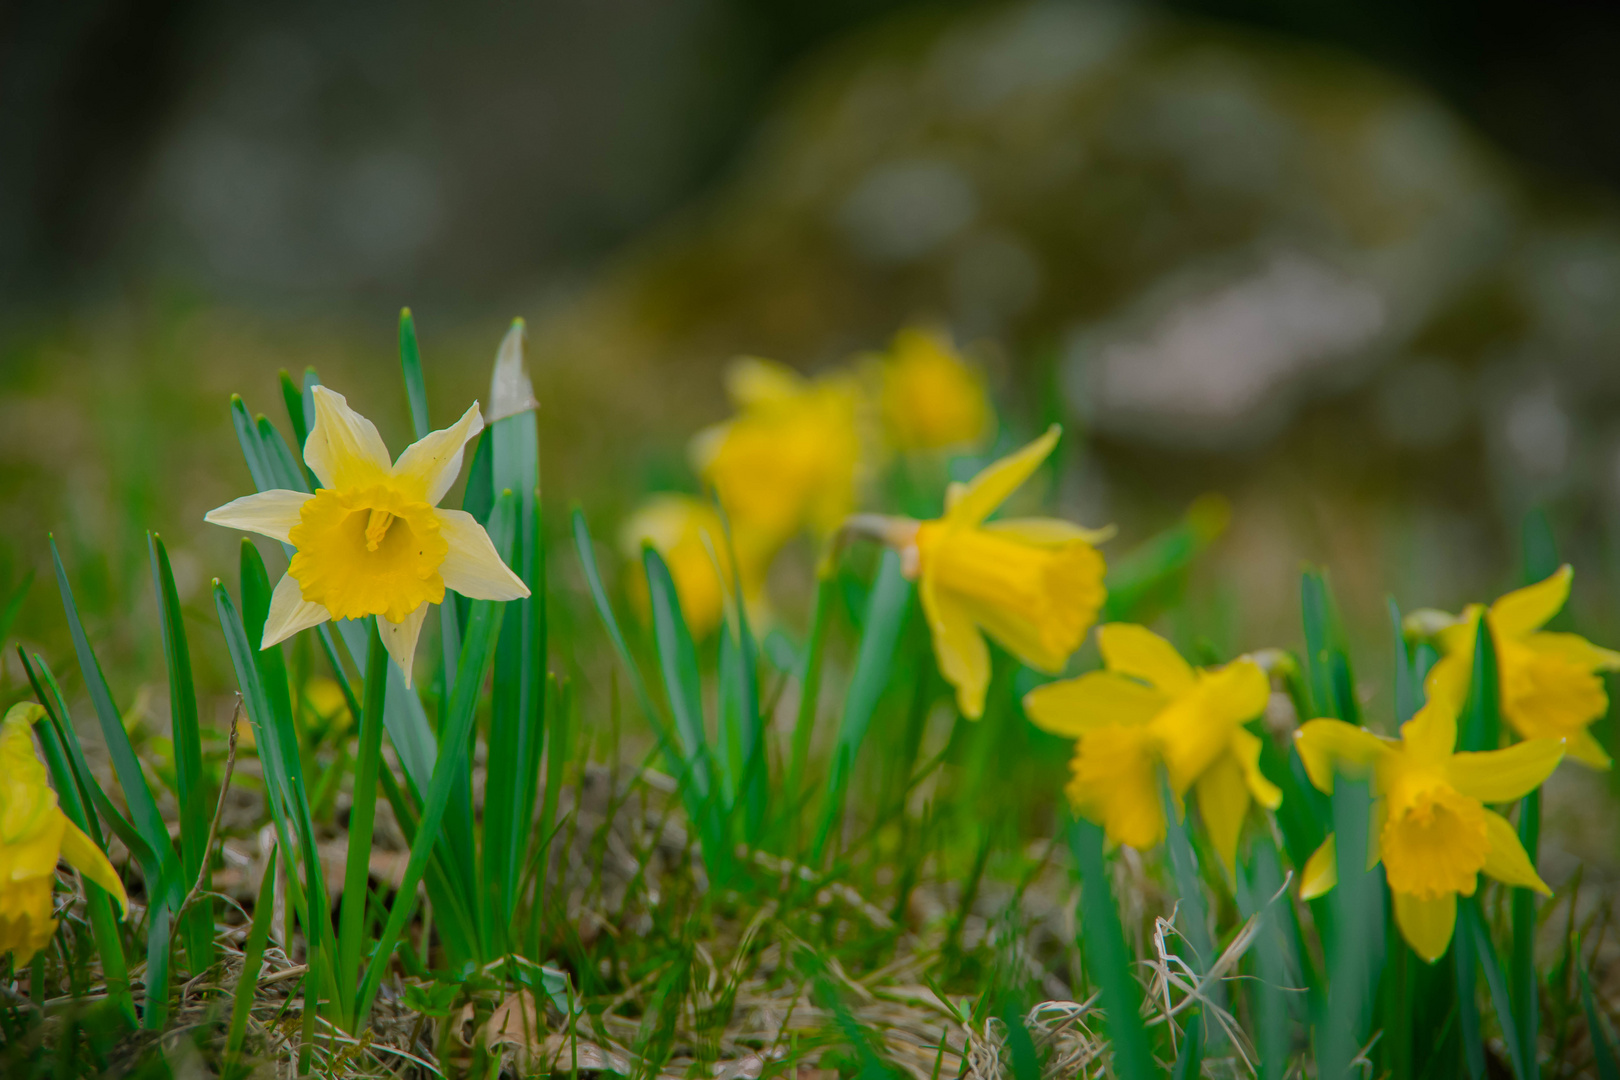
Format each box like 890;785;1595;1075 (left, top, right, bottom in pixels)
7;1;1620;853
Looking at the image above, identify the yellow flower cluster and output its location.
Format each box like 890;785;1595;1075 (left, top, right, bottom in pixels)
1;704;128;967
629;327;996;638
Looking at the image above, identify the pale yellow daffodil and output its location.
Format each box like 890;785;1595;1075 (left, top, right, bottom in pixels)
876;327;992;452
853;426;1107;719
1025;625;1278;869
1419;565;1620;768
205;386;529;684
1;704;129;966
1294;695;1561;962
621;493;771;639
690;358;863;546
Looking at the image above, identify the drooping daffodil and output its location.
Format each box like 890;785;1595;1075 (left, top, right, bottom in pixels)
206;385;529;684
1025;624;1279;869
1;704;129;966
621;493;771;639
1416;565;1620;767
875;326;992;452
1294;694;1561;962
689;357;864;546
849;426;1107;719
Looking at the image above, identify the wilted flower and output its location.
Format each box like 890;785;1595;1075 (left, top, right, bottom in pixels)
205;385;529;684
1295;695;1560;962
690;358;863;546
876;327;992;452
621;493;770;639
1025;624;1278;868
1418;565;1620;767
1;704;129;966
853;426;1107;719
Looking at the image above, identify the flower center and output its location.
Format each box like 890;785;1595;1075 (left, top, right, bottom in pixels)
288;485;449;623
1380;784;1489;900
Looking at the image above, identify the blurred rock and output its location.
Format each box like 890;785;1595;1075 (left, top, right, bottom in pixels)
524;0;1620;619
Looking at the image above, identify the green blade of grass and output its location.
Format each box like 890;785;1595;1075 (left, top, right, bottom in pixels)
1238;837;1294;1080
337;618;389;1022
1101;496;1227;623
149;533;214;970
280;370;312;454
1067;816;1153;1079
814;549;912;863
354;491;517;1026
1170;1011;1205;1080
1318;775;1382;1080
226;857;280;1067
0;569;33;646
1513;789;1540;1078
256;414;305;491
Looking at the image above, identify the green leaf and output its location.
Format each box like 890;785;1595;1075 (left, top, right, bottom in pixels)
814;549;913;862
786;577;835;811
1318;776;1383;1080
1458;612;1500;753
1581;955;1620;1080
1067;817;1153;1080
355;491;519;1027
399;308;431;440
1461;897;1528;1080
150;533;214;970
337;618;390;1017
1170;1010;1205;1080
0;569;33;646
227;858;280;1066
1512;789;1541;1078
280;370;311;453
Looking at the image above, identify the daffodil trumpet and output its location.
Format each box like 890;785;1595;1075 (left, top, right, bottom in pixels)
1;704;130;966
1024;623;1279;870
1294;693;1562;962
842;426;1109;719
206;385;529;685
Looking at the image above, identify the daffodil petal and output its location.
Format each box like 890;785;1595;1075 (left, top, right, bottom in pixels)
1232;727;1282;810
1567;728;1613;769
1195;753;1251;874
945;425;1060;526
1447;738;1564;803
304;385;392;490
1394;890;1457;963
1300;835;1336;899
204;489;309;543
1526;631;1620;672
437;509;529;601
392;401;485;505
379;603;429;688
1479;809;1550;894
1023;671;1167;738
921;574;989;719
1490;564;1572;638
59;819;129;917
1097;623;1196;694
1400;696;1458;764
982;518;1116;547
725;356;807;407
1422;651;1471;715
1294;719;1391;793
261;572;331;649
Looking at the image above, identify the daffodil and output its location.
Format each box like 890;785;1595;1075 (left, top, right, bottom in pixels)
205;385;529;684
875;327;992;452
1;704;129;966
621;493;770;639
690;358;864;545
1024;624;1278;869
1294;695;1561;962
851;426;1107;719
1419;565;1619;767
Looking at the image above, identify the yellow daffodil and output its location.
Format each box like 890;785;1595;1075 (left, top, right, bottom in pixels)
1;704;129;966
690;358;863;546
1294;695;1561;962
205;386;529;685
1418;565;1620;768
1024;625;1279;869
851;426;1106;719
875;327;992;452
621;493;770;639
